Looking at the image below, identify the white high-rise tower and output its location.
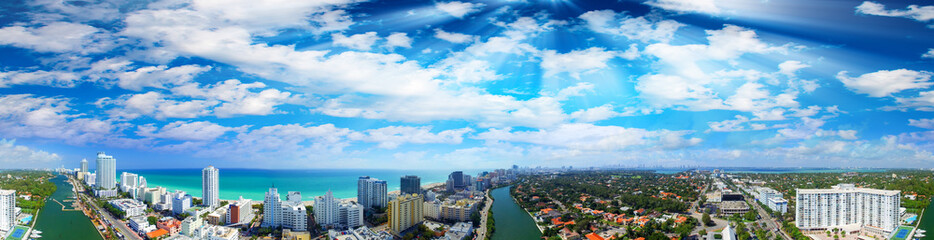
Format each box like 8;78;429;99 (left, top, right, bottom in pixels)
80;158;88;173
0;189;14;231
202;166;219;208
95;152;116;190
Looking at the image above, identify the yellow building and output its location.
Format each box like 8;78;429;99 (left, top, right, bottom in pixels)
389;193;423;235
441;199;477;222
282;229;311;240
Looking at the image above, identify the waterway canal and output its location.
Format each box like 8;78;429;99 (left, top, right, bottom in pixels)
490;186;542;240
33;175;103;240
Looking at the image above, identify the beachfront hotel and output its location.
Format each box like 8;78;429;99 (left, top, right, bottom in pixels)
796;184;900;236
262;187;307;231
95;152;118;197
314;190;364;229
358;176;388;210
388;193;423;235
0;189;14;232
202;166;219;209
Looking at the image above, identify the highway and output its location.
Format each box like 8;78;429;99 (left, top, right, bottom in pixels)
81;193;143;240
476;189;493;240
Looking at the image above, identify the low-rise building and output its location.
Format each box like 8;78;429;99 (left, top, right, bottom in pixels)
109;199;146;218
128;216;157;234
441;222;473;240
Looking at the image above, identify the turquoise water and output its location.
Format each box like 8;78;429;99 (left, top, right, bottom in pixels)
123;169;472;200
33;175;103;240
490;186;542;240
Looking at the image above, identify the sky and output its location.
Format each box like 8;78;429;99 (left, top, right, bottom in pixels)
0;0;933;170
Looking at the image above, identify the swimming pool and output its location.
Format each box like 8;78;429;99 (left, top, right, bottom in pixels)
19;215;31;224
907;216;918;224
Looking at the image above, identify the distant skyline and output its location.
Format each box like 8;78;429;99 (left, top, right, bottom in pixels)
0;0;933;169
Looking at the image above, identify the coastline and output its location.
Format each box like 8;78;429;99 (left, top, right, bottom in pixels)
214;182;447;205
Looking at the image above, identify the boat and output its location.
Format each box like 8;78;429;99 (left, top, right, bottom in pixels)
919;230;927;233
916;233;926;238
32;230;42;234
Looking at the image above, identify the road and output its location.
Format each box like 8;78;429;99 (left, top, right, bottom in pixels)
745;196;792;240
476;189;493;240
83;193;143;240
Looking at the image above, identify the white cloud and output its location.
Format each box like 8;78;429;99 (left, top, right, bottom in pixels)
107;79;296;119
909;118;934;129
385;32;412;49
332;32;380;51
636;25;796;111
540;47;619;79
0;139;61;169
189;0;361;35
0;22;114;53
434;28;476;44
924;49;934;59
0;70;82;88
646;0;720;14
836;69;932;97
348;126;473;149
116;65;212;91
856;1;934;24
778;60;809;77
435;1;485;18
137;121;247;141
570;104;619;123
0;94;130;146
579;9;684;43
474;123;700;151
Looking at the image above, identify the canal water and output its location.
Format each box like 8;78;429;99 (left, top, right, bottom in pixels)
33;175;103;240
490;186;542;240
920;199;934;240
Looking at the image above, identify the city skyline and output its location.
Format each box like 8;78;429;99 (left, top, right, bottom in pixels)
0;0;933;169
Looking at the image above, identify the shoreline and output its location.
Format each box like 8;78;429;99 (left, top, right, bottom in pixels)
214;182;447;205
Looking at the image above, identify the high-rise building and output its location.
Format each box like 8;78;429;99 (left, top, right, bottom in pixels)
441;199;477;222
262;187;280;228
388;194;423;235
95;152;116;191
0;189;15;231
80;158;89;173
226;196;253;225
314;190;339;227
449;171;464;190
202;166;219;208
796;184;900;235
262;187;307;231
121;172;138;193
400;175;421;195
358;176;388;210
137;176;147;201
339;202;364;228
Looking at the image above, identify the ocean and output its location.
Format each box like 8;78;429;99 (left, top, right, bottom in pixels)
123;168;476;201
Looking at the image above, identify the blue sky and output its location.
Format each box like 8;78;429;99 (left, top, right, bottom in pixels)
0;0;933;169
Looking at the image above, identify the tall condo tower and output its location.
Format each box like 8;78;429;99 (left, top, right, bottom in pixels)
202;166;219;208
95;152;116;190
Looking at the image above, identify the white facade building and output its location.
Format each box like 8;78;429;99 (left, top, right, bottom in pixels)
121;172;139;198
755;187;787;214
339;202;364;228
80;158;89;173
226;196;253;225
423;200;441;220
262;187;307;231
96;152;116;191
358;176;388;210
129;216;157;234
110;198;147;218
0;189;15;232
173;191;193;215
796;184;900;235
314;190;339;227
202;166;219;209
137;176;147;201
